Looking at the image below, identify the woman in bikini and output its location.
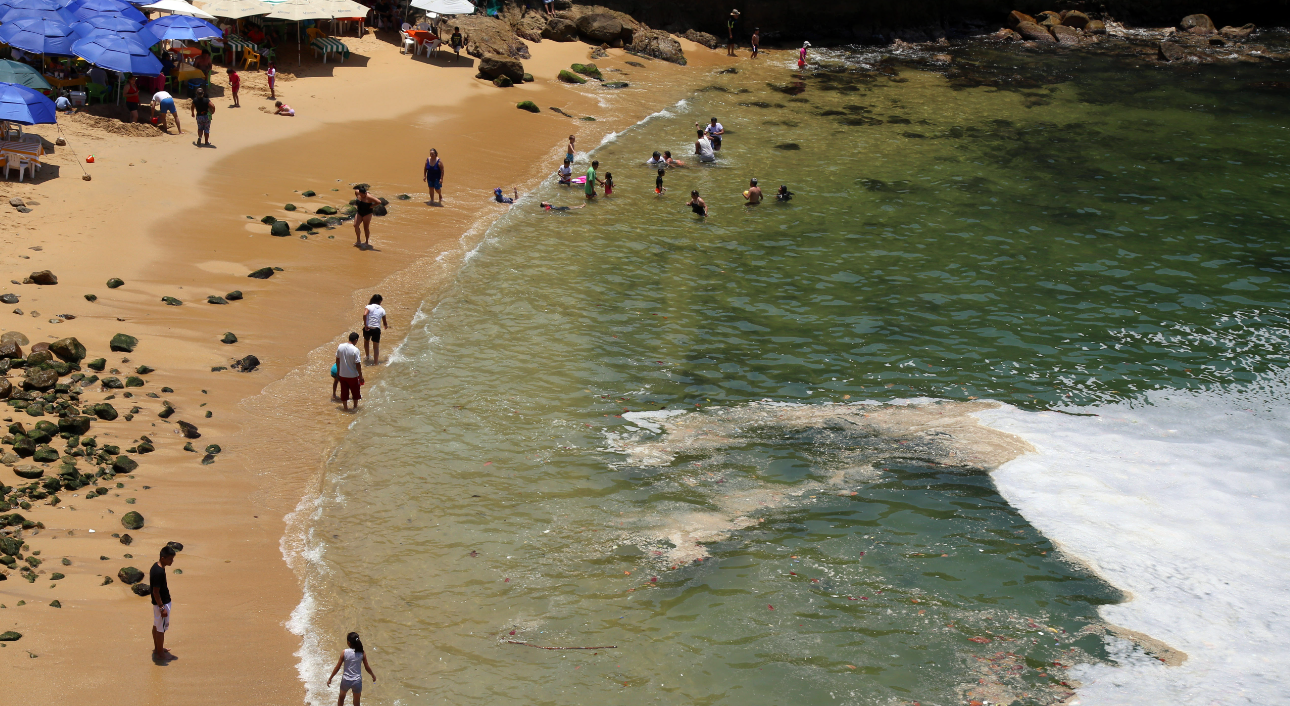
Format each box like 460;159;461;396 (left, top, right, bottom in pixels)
353;185;380;247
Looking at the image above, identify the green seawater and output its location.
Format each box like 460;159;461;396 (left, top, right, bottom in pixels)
292;40;1290;706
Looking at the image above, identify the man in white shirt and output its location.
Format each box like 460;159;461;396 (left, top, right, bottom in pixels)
150;90;181;134
335;332;364;410
705;117;724;151
362;294;389;364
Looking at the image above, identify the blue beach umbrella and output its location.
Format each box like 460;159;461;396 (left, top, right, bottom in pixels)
0;6;71;22
0;0;61;11
0;18;78;56
63;0;147;23
144;14;221;41
71;32;162;74
72;16;159;47
76;25;159;48
0;81;57;125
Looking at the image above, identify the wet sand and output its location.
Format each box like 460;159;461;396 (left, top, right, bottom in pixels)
0;29;733;704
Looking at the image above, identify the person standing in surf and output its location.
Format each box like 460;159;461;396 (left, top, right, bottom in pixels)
798;41;810;69
336;332;364;410
750;27;760;58
688;190;708;217
695;129;716;163
726;9;740;56
585;159;604;199
327;632;377;705
353;185;380;248
361;294;389;365
424;148;444;205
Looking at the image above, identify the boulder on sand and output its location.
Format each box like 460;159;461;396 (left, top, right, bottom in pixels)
247;267;275;279
177;420;201;439
1015;21;1055;42
270;221;290;237
49;337;85;363
558;69;586;83
627;29;685;65
110;333;138;352
479;54;525;82
682;29;720;49
1180;14;1215;35
28;270;57;285
121;510;144;530
231;354;259;372
575;13;627;45
542;17;577;41
117;566;144;584
517;100;539;113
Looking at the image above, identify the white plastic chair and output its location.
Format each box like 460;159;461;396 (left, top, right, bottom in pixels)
399;30;416;54
6;157;34;182
416;36;434;57
425;38;441;57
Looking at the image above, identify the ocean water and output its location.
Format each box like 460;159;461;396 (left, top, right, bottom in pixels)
288;40;1290;706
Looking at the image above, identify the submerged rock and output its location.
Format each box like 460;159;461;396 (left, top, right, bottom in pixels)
1158;41;1185;61
1015;21;1055;42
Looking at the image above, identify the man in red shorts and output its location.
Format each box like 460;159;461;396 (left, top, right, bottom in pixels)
335;331;364;410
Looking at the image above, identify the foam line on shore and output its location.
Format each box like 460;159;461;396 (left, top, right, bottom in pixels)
974;372;1290;704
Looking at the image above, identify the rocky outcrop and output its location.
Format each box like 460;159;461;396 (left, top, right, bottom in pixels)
575;13;629;45
479;54;525;81
455;15;530;60
1005;10;1034;27
628;28;685;64
1180;13;1215;35
681;28;719;49
1014;21;1055;42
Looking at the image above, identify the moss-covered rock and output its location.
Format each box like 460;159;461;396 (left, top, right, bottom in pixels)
316;206;338;215
110;333;137;353
106;278;124;289
112;455;138;473
91;403;118;421
0;631;21;641
284;203;297;211
247;268;274;279
221;332;237;345
557;69;586;84
522;72;534;82
517;100;539;113
32;446;58;463
58;416;92;435
117;566;143;584
225;290;243;301
493;75;513;87
121;510;144;530
124;376;144;388
100;377;123;390
49;337;85;363
87;358;106;371
270;221;291;237
131;582;151;597
11;437;35;458
571;63;602;79
260;215;277;224
302;190;316;197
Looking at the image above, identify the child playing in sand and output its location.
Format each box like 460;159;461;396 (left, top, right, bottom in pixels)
327;632;376;705
603;172;614;196
266;62;277;99
228;67;240;107
655;168;666;194
274;101;294;116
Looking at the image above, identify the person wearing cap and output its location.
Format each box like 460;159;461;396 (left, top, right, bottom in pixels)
799;41;811;69
743;178;762;205
727;9;740;56
494;186;518;204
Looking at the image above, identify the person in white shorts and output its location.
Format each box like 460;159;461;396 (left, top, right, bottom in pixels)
328;631;377;705
151;544;176;660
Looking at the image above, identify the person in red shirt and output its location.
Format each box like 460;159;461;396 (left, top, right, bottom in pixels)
227;67;240;108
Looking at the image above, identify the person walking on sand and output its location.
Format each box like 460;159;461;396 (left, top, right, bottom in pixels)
695;129;716;163
743;177;763;204
353;185;380;247
751;27;760;58
151;545;176;661
726;9;740;56
190;87;214;147
688;190;708;217
424;148;444;205
450;27;466;61
362;294;389;364
267;62;277;99
150;89;180;133
585;159;604;199
336;332;364;410
327;632;377;706
228;67;240;108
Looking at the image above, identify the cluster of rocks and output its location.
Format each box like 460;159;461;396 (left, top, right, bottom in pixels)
438;3;690;93
258;188;388;237
989;10;1261;62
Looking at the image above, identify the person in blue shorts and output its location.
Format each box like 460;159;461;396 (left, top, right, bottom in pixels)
423;148;444;205
150;90;181;134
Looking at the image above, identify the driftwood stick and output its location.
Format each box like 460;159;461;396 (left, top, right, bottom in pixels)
504;640;617;650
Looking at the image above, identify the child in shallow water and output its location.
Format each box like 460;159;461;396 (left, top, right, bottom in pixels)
655;168;666;194
603;172;614;196
327;632;376;705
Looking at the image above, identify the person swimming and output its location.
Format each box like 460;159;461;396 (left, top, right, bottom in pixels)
688;190;708;217
494;186;518;204
664;150;686;168
777;185;794;201
541;202;586;211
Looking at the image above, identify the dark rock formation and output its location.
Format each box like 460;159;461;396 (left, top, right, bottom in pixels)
480;54;525;81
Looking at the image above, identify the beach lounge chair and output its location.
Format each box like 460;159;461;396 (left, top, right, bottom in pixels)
241;46;261;70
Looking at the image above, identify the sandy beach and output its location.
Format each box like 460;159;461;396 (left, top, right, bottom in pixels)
0;25;731;704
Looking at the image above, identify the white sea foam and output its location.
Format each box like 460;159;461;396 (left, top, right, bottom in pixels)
975;374;1290;705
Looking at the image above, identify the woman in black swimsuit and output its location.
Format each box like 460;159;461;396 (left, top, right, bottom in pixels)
353;185;380;248
688;190;708;217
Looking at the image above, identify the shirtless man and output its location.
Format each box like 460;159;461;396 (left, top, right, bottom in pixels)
744;178;763;205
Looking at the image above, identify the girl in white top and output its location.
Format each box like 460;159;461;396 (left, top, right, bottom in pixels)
362;294;389;364
694;129;716;163
327;632;376;705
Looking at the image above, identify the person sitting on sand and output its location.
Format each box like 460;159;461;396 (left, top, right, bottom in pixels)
695;129;716;163
743;177;762;205
353;185;380;247
327;632;376;706
777;184;793;201
557;158;573;185
688;190;708;217
541;202;585;211
664;150;686;168
494;186;518;204
54;93;73;113
274;100;294;116
151;89;181;133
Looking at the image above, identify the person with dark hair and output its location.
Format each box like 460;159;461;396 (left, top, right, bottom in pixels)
695;129;716;163
450;26;466;61
328;631;377;705
688;190;708;217
353;185;380;248
424;148;444;205
776;184;794;201
190;86;214;147
541;201;586;211
361;294;389;364
655;168;666;194
704;117;724;151
743;177;762;204
585;159;604;199
751;26;760;57
151;545;177;660
336;332;364;410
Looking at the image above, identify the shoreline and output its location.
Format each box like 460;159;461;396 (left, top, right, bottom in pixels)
0;30;733;703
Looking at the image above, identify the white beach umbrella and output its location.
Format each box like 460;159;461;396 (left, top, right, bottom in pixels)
265;0;334;64
322;0;366;17
195;0;272;19
408;0;471;14
140;0;216;18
